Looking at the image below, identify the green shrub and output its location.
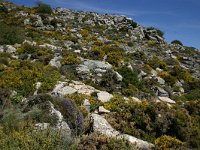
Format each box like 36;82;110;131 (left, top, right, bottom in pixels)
171;40;183;46
36;1;52;14
0;22;25;45
117;66;144;90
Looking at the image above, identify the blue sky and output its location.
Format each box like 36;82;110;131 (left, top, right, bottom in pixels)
10;0;200;49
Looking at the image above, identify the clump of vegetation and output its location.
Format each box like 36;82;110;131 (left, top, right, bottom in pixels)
61;53;81;65
171;40;183;46
36;1;52;14
105;99;199;149
147;56;168;70
155;135;185;150
117;66;144;90
0;60;60;97
0;21;25;45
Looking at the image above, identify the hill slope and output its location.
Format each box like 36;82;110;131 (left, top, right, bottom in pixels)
0;2;199;150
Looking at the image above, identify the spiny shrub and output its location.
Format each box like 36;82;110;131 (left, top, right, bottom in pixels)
36;1;52;14
0;21;25;45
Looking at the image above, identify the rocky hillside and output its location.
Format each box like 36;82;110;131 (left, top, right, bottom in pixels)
0;1;200;150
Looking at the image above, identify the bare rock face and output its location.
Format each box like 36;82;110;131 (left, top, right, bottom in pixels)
92;114;154;150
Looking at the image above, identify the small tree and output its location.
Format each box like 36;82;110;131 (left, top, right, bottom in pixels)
171;40;183;46
36;1;52;14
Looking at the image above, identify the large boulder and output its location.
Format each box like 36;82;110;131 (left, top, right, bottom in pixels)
92;114;154;150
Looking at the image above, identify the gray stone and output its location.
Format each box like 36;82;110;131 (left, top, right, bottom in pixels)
97;91;113;103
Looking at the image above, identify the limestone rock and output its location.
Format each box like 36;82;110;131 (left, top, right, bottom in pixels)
158;96;176;104
5;45;16;53
132;97;141;103
97;91;113;103
99;106;110;113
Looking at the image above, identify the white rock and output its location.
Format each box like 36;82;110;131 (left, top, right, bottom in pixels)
74;50;81;53
33;82;42;95
5;45;16;53
151;69;157;77
158;96;176;104
49;102;71;136
132;97;141;102
97;91;113;103
0;46;4;52
115;71;123;81
83;99;91;112
156;77;165;85
49;55;62;68
99;106;110;113
35;123;49;130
